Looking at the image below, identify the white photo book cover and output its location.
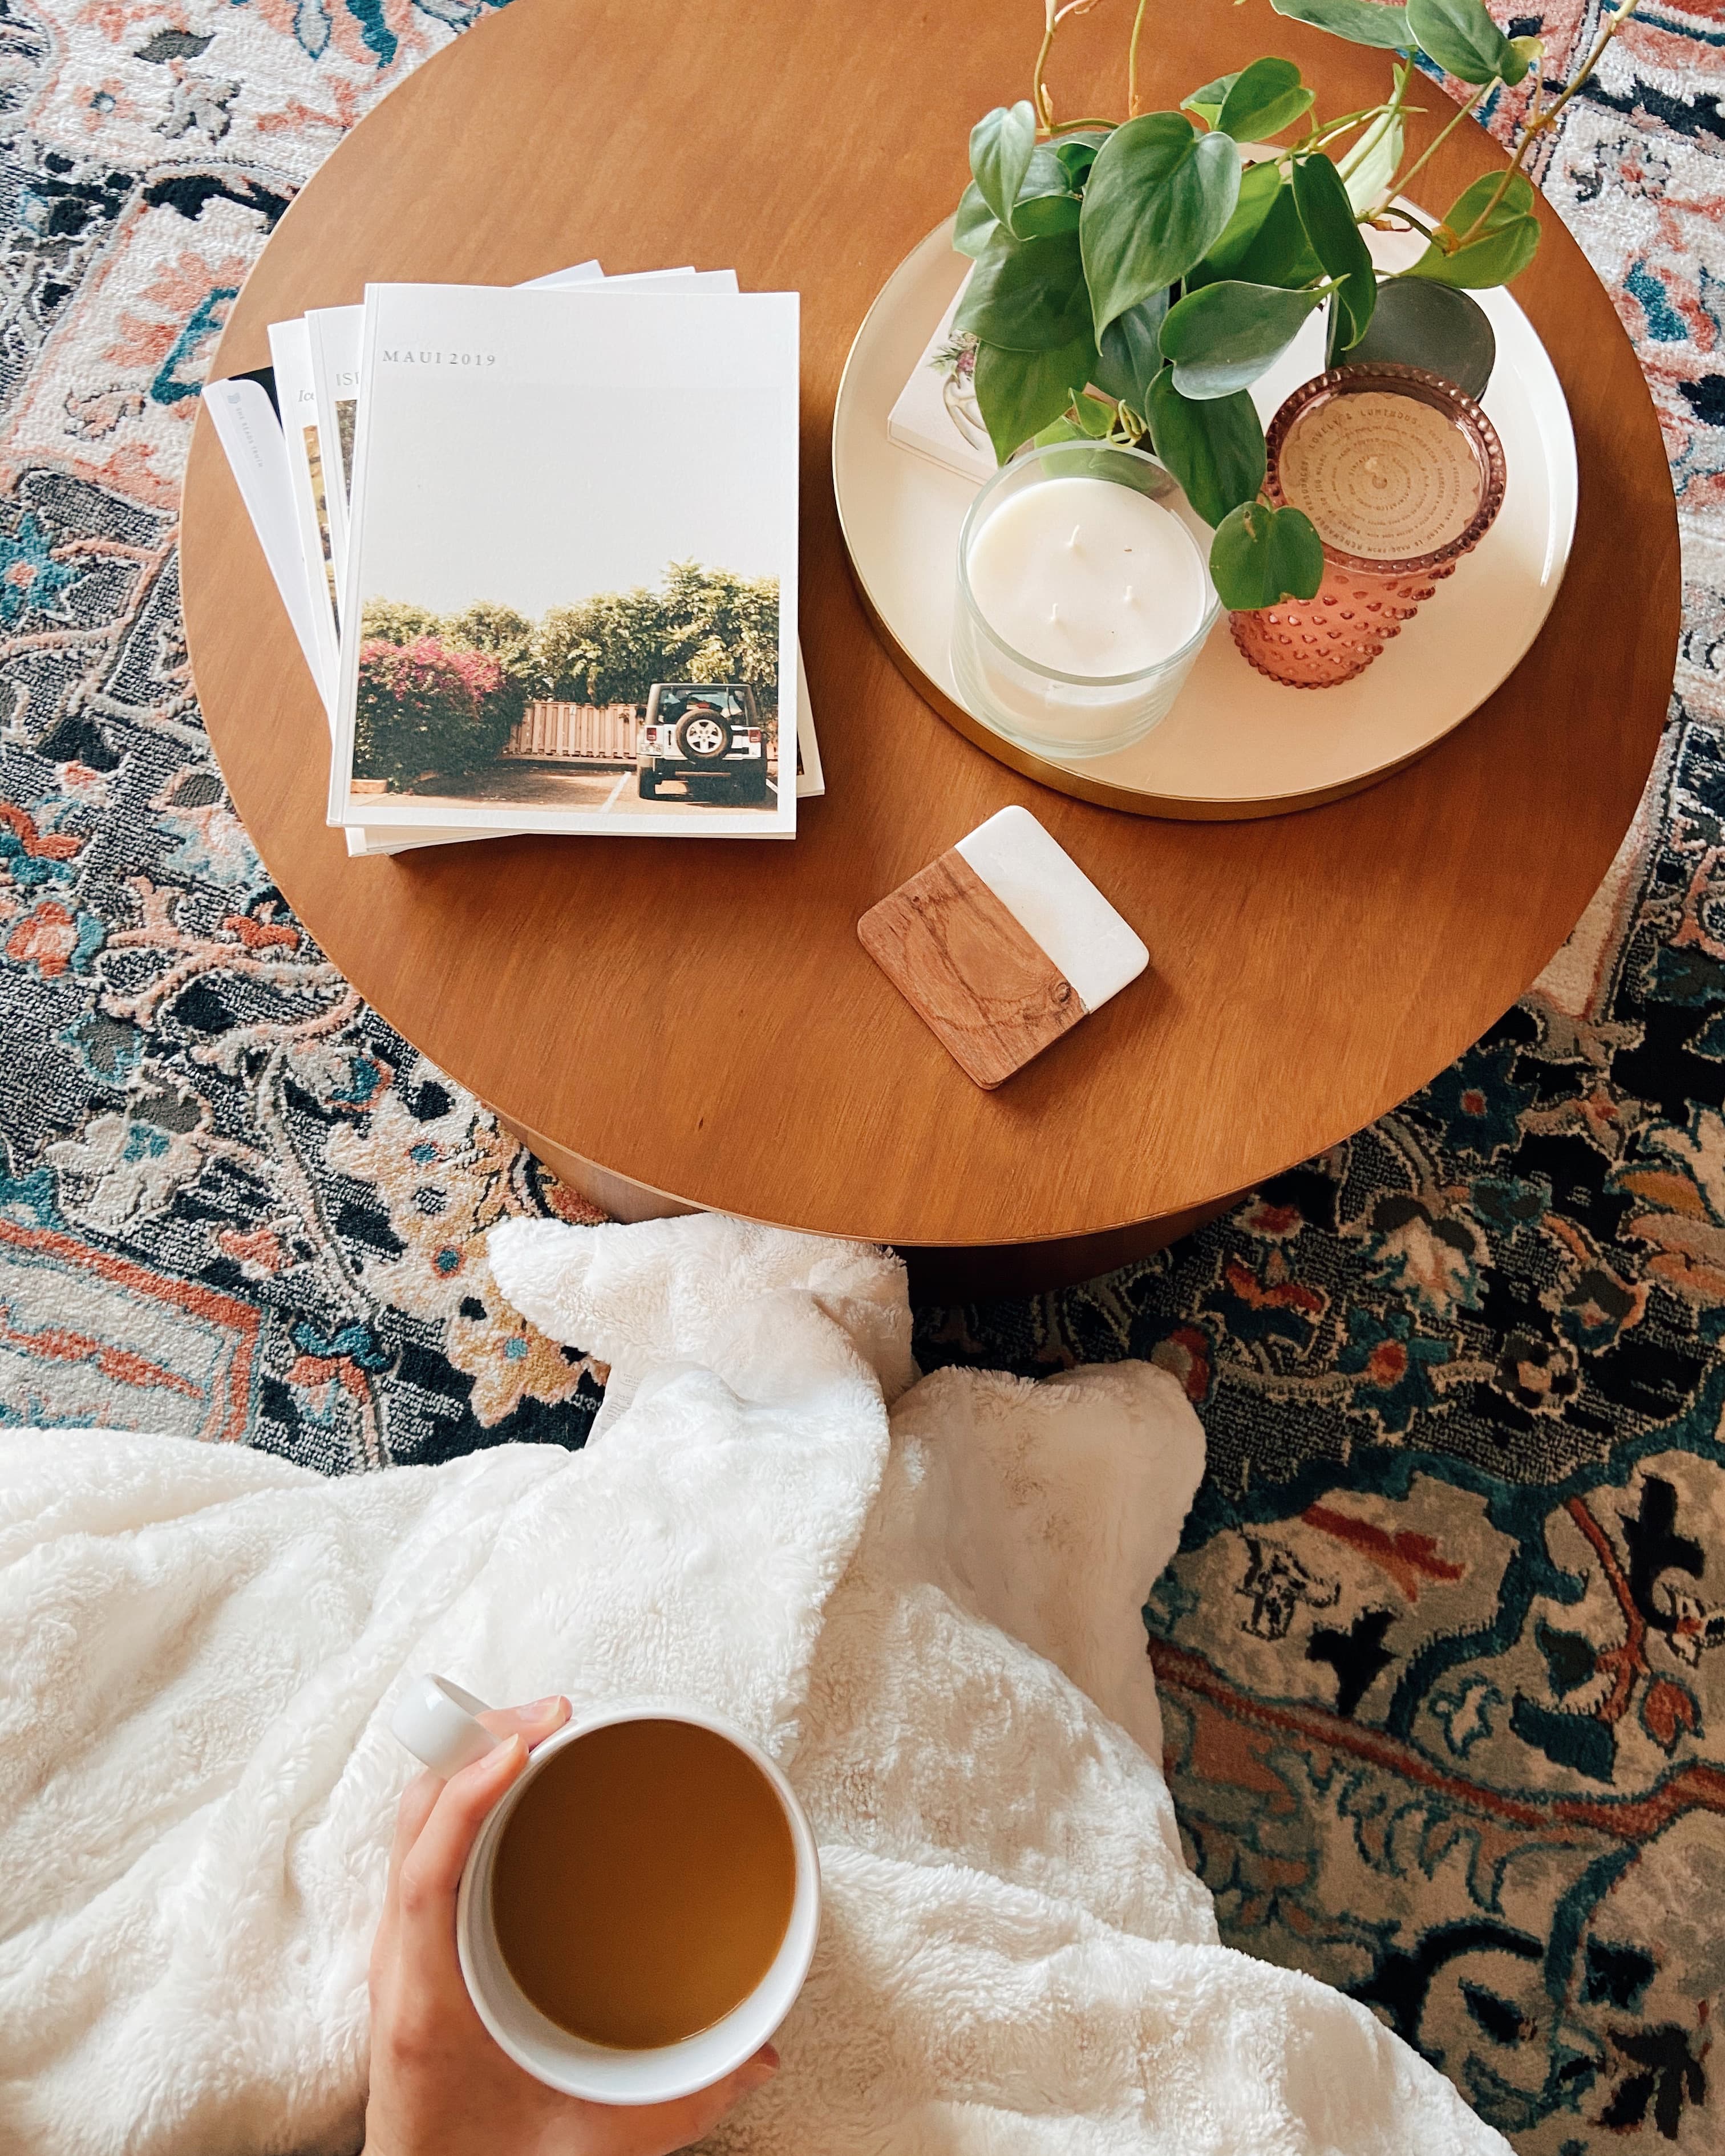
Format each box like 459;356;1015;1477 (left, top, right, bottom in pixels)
330;283;800;839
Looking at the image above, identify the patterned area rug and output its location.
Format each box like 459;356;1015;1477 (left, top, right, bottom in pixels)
0;1;1720;2149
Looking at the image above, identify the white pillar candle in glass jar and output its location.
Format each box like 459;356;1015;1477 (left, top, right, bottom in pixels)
951;443;1218;759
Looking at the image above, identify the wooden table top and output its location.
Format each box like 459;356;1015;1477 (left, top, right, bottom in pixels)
181;0;1678;1254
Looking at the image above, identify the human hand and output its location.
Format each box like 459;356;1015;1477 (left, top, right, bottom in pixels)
364;1695;778;2156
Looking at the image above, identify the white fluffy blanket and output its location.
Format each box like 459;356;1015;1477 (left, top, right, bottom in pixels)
0;1214;1507;2155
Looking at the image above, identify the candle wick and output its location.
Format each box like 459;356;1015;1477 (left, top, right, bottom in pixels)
1049;602;1061;626
1124;584;1136;605
1066;525;1080;550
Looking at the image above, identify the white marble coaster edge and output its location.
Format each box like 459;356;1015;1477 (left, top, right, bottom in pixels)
954;805;1148;1012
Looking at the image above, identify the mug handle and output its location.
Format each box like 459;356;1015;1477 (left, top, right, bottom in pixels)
390;1673;500;1778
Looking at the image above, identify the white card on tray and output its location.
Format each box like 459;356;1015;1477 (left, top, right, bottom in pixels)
886;270;997;485
331;282;800;841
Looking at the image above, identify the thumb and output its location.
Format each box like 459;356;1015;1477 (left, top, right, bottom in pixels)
477;1695;570;1748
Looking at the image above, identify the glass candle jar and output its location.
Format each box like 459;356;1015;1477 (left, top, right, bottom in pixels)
952;441;1220;759
1230;363;1507;691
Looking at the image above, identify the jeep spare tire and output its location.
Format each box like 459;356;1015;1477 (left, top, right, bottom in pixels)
676;711;731;760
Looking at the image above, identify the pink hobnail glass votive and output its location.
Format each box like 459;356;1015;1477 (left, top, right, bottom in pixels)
1230;363;1507;690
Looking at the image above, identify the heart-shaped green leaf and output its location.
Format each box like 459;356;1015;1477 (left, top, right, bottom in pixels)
970;102;1037;229
1093;293;1171;410
1189;158;1282;282
1210;499;1326;609
1194;169;1325;290
1406;0;1521;83
1183;73;1237;129
1071;390;1117;438
1329;274;1496;394
1217;57;1317;141
1270;0;1414;51
1160;278;1326;399
973;334;1100;462
1406;169;1540;287
954;181;999;260
1052;128;1109;188
1032;414;1088;447
1080;112;1241;338
1031;393;1116;448
1011;192;1082;238
1010;145;1082;238
1506;32;1541;79
1146;368;1267;525
1293;152;1376;349
954;229;1092;352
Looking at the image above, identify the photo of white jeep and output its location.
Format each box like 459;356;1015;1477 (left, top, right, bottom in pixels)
636;682;771;805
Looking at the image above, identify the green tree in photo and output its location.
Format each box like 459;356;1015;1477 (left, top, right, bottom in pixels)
525;565;780;716
355;562;783;786
359;598;443;646
535;586;673;709
659;562;780;706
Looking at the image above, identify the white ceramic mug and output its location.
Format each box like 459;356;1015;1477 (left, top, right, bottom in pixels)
390;1674;821;2104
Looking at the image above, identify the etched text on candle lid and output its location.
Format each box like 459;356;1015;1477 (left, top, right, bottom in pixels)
1278;391;1484;561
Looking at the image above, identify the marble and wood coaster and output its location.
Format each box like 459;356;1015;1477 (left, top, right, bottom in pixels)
858;806;1148;1088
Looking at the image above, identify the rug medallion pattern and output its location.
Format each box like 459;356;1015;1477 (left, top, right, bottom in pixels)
0;1;1719;2149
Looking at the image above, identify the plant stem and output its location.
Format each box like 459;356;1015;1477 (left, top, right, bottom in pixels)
1032;0;1057;129
1449;0;1639;246
1529;0;1639;143
1265;104;1407;185
1447;90;1540;246
1368;76;1488;221
1309;102;1398;147
1377;203;1441;241
1031;0;1109;130
1127;0;1149;117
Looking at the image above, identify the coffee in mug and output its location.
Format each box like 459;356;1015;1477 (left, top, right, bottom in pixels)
489;1717;799;2048
389;1677;820;2104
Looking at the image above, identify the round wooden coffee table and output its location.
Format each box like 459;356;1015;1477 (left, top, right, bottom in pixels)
182;0;1678;1302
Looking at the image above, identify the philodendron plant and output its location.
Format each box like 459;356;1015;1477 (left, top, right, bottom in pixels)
955;0;1638;610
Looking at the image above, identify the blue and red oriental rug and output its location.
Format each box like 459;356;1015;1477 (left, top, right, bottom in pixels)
1;1;1723;2148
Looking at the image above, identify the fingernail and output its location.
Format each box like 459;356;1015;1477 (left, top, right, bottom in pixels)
486;1733;527;1774
528;1695;566;1716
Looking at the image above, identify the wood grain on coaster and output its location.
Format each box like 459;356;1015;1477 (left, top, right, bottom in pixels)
858;849;1085;1089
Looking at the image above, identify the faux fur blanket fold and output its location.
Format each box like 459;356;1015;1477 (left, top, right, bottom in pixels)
0;1213;1507;2154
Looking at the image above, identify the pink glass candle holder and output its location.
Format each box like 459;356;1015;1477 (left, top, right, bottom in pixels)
1230;363;1507;691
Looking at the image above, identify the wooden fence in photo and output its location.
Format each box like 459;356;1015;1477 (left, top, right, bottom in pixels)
504;700;641;761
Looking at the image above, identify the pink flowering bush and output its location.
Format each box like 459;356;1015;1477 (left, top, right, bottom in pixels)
354;636;514;788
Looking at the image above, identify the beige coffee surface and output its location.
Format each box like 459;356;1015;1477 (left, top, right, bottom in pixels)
490;1719;796;2049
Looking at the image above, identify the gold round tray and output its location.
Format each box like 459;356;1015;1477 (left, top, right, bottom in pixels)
831;218;1577;821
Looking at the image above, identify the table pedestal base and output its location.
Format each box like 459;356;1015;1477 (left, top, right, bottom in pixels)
496;1112;1238;1306
897;1202;1237;1305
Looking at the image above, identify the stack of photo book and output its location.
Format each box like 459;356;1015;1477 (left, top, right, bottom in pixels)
210;261;815;854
